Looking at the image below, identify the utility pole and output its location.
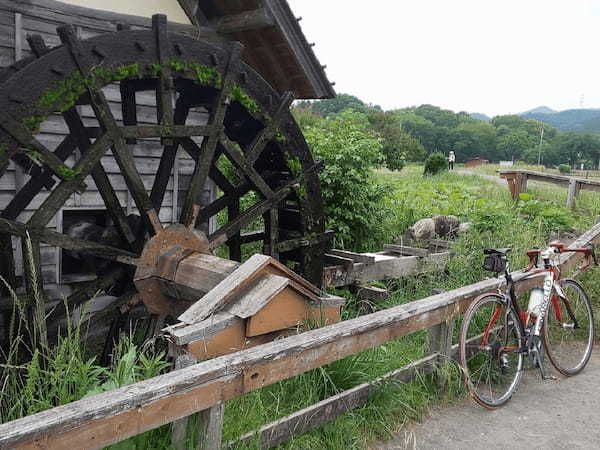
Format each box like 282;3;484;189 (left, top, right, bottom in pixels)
537;126;545;166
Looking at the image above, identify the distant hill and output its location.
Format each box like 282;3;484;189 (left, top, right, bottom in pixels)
520;107;600;134
522;106;556;115
469;112;491;122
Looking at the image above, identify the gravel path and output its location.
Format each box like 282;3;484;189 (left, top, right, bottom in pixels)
378;352;600;449
455;169;507;186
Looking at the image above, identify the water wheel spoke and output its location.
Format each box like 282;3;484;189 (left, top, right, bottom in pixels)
27;133;113;228
265;208;279;259
227;199;242;261
120;125;212;139
0;217;138;265
150;101;191;210
63;108;136;245
2;135;77;221
246;91;294;164
58;25;162;236
153;15;175;136
120;81;138;144
48;267;127;322
178;137;234;195
219;139;273;198
180;42;244;227
208;180;294;250
0;112;85;184
198;181;253;220
0;233;17;294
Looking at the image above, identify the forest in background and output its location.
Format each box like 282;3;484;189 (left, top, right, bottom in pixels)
296;94;600;169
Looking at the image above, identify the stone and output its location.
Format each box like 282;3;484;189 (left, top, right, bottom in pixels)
458;222;471;234
409;218;436;241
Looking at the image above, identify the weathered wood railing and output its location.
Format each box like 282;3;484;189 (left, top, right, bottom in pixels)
1;223;600;449
499;169;600;208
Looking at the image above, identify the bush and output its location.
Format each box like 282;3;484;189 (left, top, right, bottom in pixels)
558;164;571;174
302;110;387;249
516;194;574;232
423;153;448;175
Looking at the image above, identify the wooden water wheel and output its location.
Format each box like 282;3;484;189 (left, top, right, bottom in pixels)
0;15;329;353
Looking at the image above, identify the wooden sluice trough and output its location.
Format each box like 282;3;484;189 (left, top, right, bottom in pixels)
322;243;451;289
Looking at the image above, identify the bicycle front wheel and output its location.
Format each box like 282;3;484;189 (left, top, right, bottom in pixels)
544;279;594;376
459;295;524;408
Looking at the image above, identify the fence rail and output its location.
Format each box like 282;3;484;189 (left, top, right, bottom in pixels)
499;169;600;208
2;223;600;449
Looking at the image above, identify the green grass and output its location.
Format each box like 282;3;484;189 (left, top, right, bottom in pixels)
4;165;600;449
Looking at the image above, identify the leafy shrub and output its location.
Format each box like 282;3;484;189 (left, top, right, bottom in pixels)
516;193;574;232
558;164;571;174
423;153;448;175
302;110;387;249
471;199;511;232
385;149;406;171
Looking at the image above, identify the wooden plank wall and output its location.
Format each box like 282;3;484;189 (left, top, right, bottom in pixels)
0;2;214;297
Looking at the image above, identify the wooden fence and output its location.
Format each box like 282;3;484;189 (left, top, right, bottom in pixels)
499;169;600;208
1;222;600;449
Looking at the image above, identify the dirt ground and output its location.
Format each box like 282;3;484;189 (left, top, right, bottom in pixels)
377;352;600;449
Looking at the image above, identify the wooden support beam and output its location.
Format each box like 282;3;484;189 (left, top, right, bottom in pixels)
350;285;389;303
231;353;438;449
277;231;333;253
211;8;275;34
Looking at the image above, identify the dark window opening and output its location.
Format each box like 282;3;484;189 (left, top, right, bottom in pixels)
61;209;109;283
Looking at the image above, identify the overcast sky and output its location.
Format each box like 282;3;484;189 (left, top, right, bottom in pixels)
288;0;600;117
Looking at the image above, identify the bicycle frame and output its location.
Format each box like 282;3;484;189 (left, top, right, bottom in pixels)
479;251;582;352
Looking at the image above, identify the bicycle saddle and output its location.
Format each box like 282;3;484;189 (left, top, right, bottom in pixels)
483;248;512;255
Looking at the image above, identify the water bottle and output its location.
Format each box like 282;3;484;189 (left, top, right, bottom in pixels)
527;288;544;317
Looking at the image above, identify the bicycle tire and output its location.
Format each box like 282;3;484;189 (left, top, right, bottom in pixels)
543;279;594;376
459;294;524;408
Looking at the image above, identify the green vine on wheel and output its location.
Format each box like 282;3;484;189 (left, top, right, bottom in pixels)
56;166;79;180
21;60;262;135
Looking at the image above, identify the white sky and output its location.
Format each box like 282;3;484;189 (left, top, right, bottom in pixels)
288;0;600;117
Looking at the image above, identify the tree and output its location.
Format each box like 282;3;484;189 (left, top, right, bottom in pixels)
496;130;535;160
450;120;497;162
367;111;426;168
301;110;386;249
548;133;600;168
309;93;381;117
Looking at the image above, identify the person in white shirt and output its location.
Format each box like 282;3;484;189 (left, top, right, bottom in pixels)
448;151;456;170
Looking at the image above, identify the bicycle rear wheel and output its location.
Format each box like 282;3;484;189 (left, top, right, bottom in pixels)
544;279;594;376
459;295;524;408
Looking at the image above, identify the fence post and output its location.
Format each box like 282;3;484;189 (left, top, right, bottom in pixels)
198;401;225;450
170;346;225;450
427;318;455;390
567;179;579;209
171;351;197;450
428;289;455;389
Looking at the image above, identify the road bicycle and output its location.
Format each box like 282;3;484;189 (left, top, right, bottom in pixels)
459;242;596;408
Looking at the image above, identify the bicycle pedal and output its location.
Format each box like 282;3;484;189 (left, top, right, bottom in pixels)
542;374;558;381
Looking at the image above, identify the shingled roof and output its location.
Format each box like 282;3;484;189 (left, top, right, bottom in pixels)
178;0;335;99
